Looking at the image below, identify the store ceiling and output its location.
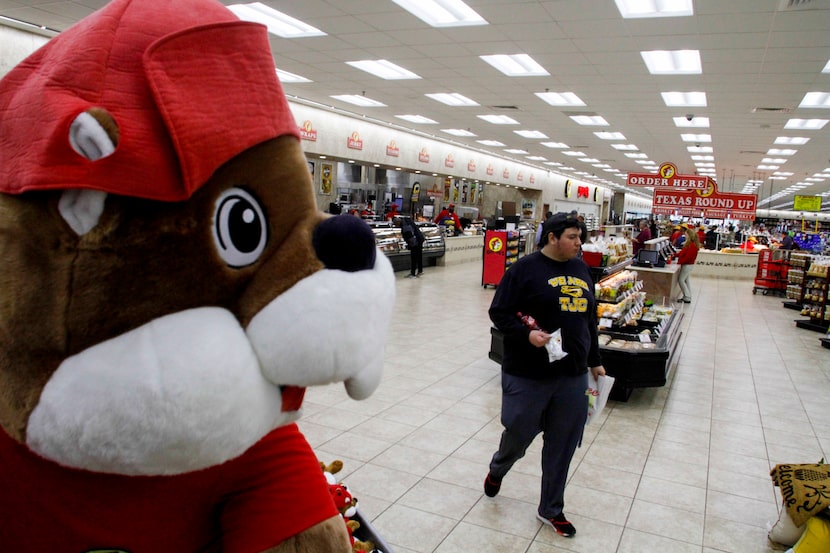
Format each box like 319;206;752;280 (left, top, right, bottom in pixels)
2;0;830;210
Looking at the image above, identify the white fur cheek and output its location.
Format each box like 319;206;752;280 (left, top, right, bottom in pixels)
26;307;289;476
248;250;395;400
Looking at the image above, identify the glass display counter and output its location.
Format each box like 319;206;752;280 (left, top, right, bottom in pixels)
369;221;445;272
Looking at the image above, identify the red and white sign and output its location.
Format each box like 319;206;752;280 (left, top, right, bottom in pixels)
486;164;494;176
418;148;430;163
467;159;476;172
627;162;707;190
299;120;317;141
502;168;509;179
652;179;757;220
386;140;399;157
445;153;455;168
347;131;363;150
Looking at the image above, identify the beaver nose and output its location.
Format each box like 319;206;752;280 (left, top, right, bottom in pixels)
312;215;377;272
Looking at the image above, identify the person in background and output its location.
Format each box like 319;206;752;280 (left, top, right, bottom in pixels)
705;225;719;250
781;231;794;250
385;202;399;220
670;225;683;247
696;225;706;245
670;226;700;303
400;216;425;278
434;203;462;235
632;219;651;256
649;219;658;239
485;211;605;539
535;211;553;249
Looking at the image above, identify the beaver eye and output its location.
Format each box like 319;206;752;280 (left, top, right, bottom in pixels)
212;187;268;268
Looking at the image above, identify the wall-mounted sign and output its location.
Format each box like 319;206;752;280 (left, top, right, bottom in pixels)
347;131;363;150
565;179;572;198
627;162;707;190
517;171;523;182
386;140;399;157
468;159;476;172
299;120;317;141
486;164;494;176
445;153;455;168
502;168;510;179
794;195;821;212
419;148;430;163
577;185;590;198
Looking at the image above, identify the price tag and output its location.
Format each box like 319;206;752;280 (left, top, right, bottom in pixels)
599;318;613;328
638;333;652;343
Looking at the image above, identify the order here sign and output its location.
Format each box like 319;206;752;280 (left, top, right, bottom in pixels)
627;162;708;190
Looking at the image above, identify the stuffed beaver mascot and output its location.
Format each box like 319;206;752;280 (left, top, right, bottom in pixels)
0;0;395;550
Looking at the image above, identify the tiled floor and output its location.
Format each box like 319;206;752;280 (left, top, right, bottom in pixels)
299;260;830;553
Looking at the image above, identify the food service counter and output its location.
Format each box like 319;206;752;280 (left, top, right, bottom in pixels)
635;264;681;304
436;234;483;267
693;250;757;279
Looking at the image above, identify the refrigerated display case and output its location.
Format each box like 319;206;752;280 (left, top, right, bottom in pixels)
369;220;445;272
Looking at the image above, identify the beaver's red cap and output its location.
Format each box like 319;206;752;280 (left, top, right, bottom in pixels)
0;0;299;201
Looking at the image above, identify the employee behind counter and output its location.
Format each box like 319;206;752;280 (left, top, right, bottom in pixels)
434;203;464;236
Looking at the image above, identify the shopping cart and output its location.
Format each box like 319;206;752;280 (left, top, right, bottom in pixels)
753;249;790;296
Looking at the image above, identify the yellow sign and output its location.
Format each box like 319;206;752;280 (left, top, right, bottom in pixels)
794;195;821;212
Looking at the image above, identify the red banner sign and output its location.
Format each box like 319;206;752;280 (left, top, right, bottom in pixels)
652;180;757;220
627;162;707;190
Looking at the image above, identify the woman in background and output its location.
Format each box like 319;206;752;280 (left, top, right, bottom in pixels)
672;226;700;303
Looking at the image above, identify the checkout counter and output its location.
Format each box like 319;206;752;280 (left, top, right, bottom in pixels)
632;237;682;303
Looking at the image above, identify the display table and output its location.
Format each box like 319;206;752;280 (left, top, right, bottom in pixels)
635;264;681;304
694;250;758;279
436;234;483;267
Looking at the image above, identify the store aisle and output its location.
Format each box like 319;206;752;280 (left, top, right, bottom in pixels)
299;262;830;553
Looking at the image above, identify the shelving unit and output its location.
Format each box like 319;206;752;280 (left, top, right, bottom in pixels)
595;268;684;401
795;259;830;333
481;229;519;288
784;252;811;311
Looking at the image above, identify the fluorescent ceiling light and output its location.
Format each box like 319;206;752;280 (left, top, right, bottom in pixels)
426;92;479;106
611;144;639;151
505;149;529;154
691;155;714;161
594;131;626;140
541;142;568;148
784;118;828;130
477;139;505;146
758;165;780;170
560;166;575;171
625;153;648;159
544;161;563;166
580;158;600;163
478;114;519;124
480;54;549;77
662;91;707;107
395;114;438;124
687;145;713;153
346;59;421;80
526;156;547;161
228;3;326;38
276;68;312;83
636;160;653;165
514;130;548;139
615;0;694;18
823;60;830;73
390;0;487;27
592;163;611;168
695;162;715;168
330;94;386;107
535;92;585;106
563;151;586;157
570;114;609;126
799;92;830;108
681;133;711;142
642;50;701;74
767;148;797;155
775;136;810;145
442;128;476;136
673;116;709;127
762;158;788;164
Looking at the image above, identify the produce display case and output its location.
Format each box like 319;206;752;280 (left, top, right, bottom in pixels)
370;220;445;273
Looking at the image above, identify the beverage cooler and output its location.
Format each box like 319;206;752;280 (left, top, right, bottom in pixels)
482;229;519;288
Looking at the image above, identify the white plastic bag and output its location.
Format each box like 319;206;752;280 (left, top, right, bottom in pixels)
586;373;614;424
545;328;568;362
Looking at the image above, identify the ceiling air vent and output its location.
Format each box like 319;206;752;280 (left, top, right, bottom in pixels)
777;0;820;11
487;105;519;110
740;150;768;154
752;107;792;113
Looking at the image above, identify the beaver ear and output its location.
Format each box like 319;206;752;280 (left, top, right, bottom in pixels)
58;189;107;236
69;108;118;161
